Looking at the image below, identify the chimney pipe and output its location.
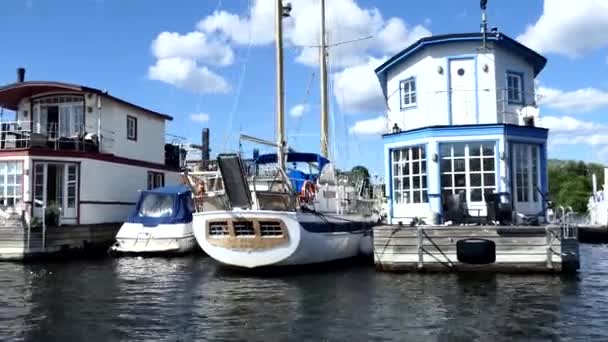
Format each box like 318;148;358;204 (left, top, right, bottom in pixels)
201;128;210;170
17;68;25;83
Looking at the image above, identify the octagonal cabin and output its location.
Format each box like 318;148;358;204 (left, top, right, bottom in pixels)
375;32;549;225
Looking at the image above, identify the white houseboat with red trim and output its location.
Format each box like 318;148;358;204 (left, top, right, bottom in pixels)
0;68;183;260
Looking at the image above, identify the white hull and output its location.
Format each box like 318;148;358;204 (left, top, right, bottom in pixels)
192;210;370;268
111;222;197;254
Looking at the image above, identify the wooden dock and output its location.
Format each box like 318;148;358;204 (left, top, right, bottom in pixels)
373;225;580;273
0;223;120;261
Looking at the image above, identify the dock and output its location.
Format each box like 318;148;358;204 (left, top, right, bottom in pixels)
373;225;580;273
0;220;120;260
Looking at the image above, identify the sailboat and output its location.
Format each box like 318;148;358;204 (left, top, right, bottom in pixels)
188;0;379;268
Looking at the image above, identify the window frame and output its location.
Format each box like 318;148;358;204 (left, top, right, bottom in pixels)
391;145;428;205
506;71;524;105
439;142;497;204
127;115;138;141
0;161;24;207
147;171;165;190
399;77;417;110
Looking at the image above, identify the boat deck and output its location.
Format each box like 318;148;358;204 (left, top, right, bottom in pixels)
373;224;580;273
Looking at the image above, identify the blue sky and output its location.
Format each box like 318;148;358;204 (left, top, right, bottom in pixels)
1;0;608;175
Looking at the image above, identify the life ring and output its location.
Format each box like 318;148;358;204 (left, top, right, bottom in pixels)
300;180;316;203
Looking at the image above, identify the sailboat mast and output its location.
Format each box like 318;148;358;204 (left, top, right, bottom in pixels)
319;0;329;158
275;0;287;170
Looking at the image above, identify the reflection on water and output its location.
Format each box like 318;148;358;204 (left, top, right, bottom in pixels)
0;245;607;341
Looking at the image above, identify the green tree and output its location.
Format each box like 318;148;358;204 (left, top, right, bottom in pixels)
548;159;603;213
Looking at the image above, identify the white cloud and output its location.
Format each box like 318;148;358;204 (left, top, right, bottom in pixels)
348;115;388;136
538;86;608;113
517;0;608;57
197;0;430;68
148;57;230;94
540;115;607;133
151;31;234;66
540;116;608;155
333;57;386;114
289;104;308;118
190;113;210;123
197;2;275;45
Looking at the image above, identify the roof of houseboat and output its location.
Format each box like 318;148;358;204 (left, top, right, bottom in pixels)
0;81;173;121
375;32;548;77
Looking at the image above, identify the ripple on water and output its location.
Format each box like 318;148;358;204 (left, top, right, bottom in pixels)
0;245;607;341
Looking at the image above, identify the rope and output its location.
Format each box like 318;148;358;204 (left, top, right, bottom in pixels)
421;229;455;268
221;0;253;150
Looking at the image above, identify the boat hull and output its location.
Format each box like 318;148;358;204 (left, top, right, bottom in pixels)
110;222;197;255
192;210;372;268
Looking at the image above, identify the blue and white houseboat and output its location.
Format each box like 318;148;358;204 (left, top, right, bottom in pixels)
376;31;549;225
372;28;580;272
110;185;197;255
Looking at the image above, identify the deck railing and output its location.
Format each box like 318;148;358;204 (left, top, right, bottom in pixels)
0;120;114;153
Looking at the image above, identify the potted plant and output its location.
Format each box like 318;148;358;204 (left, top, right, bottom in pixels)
44;203;61;227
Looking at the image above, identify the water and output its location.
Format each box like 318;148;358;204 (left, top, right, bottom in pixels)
1;245;607;341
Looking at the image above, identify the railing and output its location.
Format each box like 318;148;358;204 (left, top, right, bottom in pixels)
0;120;114;153
386;88;541;131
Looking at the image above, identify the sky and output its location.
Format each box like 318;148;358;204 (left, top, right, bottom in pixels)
1;0;608;176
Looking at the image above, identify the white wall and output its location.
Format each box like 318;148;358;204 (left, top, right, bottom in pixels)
385;40;542;131
78;158;180;224
97;97;166;164
494;47;537;123
14;92;168;165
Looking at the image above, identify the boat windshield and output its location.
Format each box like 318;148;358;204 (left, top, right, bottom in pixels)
138;193;174;218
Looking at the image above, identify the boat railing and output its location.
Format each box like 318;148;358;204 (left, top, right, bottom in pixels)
0;120;107;153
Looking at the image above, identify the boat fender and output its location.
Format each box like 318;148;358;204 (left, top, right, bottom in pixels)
456;238;496;264
300;180;316;203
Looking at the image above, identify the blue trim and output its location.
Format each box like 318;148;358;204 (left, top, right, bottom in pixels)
495;140;501;192
506;70;525;105
375;32;547;77
540;143;548;211
446;56;478;125
399;76;417;111
383;124;548;144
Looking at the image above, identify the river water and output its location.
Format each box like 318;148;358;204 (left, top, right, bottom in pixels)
1;244;607;341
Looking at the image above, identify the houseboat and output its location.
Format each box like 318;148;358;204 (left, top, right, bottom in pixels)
0;68;183;260
371;10;579;272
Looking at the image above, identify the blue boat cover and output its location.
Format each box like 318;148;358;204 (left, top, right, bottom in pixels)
127;185;194;227
255;152;331;192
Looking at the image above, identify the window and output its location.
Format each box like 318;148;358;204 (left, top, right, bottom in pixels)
127;115;137;141
0;161;23;206
507;72;523;104
440;142;496;203
33;95;84;136
399;77;417;109
147;171;164;190
391;145;427;204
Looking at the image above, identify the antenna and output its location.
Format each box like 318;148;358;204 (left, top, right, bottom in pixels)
480;0;488;51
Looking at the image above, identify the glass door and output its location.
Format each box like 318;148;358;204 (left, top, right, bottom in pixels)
33;162;79;220
511;143;541;215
